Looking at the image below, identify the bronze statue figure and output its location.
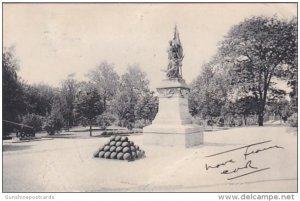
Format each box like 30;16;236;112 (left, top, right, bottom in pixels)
165;25;184;79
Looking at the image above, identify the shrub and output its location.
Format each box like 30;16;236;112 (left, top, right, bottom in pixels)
217;118;225;127
134;119;150;128
236;118;243;126
288;113;297;127
96;112;117;130
245;115;258;126
229;118;236;127
78;117;89;127
207;119;214;127
192;117;204;126
229;117;243;127
43;113;64;135
21;114;44;132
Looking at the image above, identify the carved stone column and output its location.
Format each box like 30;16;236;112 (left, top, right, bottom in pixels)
143;78;203;148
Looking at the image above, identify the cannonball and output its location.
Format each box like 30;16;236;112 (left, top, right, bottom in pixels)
117;152;124;160
93;150;100;158
99;151;105;158
121;136;128;142
122;142;129;147
123;153;131;160
110;146;116;152
98;145;105;152
131;151;136;159
110;141;116;146
104;146;110;151
136;150;142;158
122;147;130;153
135;145;140;151
110;135;116;141
104;151;111;158
110;152;117;159
115;135;121;141
116;141;122;146
130;146;136;151
116;146;123;153
141;150;145;157
130;141;134;146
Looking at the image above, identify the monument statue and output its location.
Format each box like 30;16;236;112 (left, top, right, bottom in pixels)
165;25;184;79
143;26;203;148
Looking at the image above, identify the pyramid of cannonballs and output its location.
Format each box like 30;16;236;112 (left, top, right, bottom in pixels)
93;135;145;161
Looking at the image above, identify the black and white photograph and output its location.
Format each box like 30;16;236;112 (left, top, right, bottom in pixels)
1;1;298;198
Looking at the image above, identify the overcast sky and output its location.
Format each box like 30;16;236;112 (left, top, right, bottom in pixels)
3;3;297;90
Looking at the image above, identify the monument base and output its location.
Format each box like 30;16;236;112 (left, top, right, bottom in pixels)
143;78;203;148
143;124;203;148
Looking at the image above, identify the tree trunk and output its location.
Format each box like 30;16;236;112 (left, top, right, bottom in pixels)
243;114;247;126
103;96;106;111
258;113;264;126
67;120;70;132
89;122;92;137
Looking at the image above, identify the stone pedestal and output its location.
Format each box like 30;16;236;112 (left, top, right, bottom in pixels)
143;78;203;148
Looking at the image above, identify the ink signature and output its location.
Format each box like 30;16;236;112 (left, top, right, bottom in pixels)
205;140;284;180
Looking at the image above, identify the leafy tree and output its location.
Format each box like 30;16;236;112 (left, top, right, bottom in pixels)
266;97;291;122
112;64;156;129
112;89;136;129
22;83;56;116
189;63;230;121
276;17;298;113
233;96;257;125
287;113;297;127
96;112;117;130
2;47;26;136
43;114;64;135
288;79;297;113
74;82;104;136
135;91;158;125
43;94;65;135
22;113;44;132
87;61;120;111
217;16;297;126
189;64;214;118
60;74;78;130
